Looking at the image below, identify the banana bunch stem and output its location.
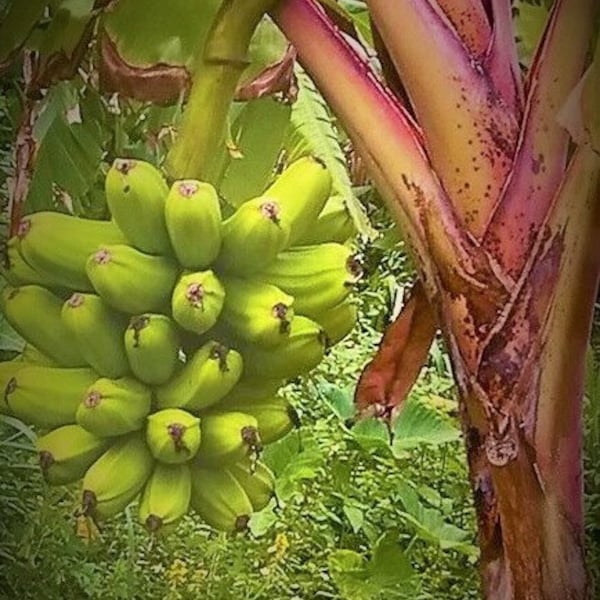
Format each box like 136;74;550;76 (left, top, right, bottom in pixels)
165;0;278;181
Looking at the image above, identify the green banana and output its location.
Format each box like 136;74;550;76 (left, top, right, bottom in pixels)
254;243;361;318
294;194;356;245
315;299;358;345
0;285;86;367
4;366;97;429
164;179;222;269
216;196;291;275
86;244;179;314
217;395;297;444
139;462;191;533
76;376;152;437
155;341;243;412
227;459;275;512
61;293;130;378
124;314;180;385
241;315;327;379
195;411;261;466
0;235;53;287
105;158;171;254
189;465;253;532
171;270;225;335
262;156;332;244
80;432;154;521
17;211;126;290
221;377;284;404
37;424;110;485
146;409;201;464
219;277;294;347
20;344;58;366
0;360;27;414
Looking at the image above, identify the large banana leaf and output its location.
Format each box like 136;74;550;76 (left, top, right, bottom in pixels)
99;0;221;104
0;0;47;69
513;0;550;67
27;0;96;89
100;2;288;105
218;97;291;207
1;0;98;89
25;82;109;216
240;16;289;89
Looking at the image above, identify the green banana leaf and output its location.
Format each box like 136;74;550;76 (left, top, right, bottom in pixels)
25;82;109;217
514;0;550;67
218;97;291;207
240;16;290;89
103;0;219;71
100;1;288;105
99;0;221;103
27;0;96;65
1;0;98;89
0;0;47;68
318;0;373;46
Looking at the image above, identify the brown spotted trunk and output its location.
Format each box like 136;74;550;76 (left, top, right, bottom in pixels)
272;0;600;597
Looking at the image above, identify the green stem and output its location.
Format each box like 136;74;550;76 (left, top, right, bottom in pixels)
165;0;277;181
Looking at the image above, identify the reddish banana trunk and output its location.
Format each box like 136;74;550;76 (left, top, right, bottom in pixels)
272;0;600;597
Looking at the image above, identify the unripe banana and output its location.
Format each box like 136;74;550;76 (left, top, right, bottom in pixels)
124;314;180;385
171;270;225;335
0;360;27;414
254;243;361;318
4;366;97;429
315;299;358;345
295;194;356;245
146;408;201;464
105;158;171;254
139;463;191;533
189;465;253;532
262;156;332;244
86;244;179;314
61;293;129;378
221;377;284;404
217;395;298;444
164;179;222;268
216;196;291;275
195;411;261;466
219;277;294;347
17;211;126;290
0;235;53;287
155;341;243;412
20;344;58;366
240;315;326;380
80;432;154;521
227;459;275;512
76;377;152;437
37;424;110;485
0;285;86;367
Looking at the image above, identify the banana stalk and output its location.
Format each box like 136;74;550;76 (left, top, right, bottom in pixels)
273;0;599;597
165;0;279;181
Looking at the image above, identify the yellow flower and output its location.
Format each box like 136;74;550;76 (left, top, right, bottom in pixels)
166;558;189;587
268;532;289;563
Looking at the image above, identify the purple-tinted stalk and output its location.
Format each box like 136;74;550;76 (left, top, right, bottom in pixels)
272;0;600;597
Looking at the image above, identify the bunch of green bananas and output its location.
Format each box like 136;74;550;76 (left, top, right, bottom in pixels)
0;156;360;534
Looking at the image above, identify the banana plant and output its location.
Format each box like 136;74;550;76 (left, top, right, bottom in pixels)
2;0;598;596
269;0;599;598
